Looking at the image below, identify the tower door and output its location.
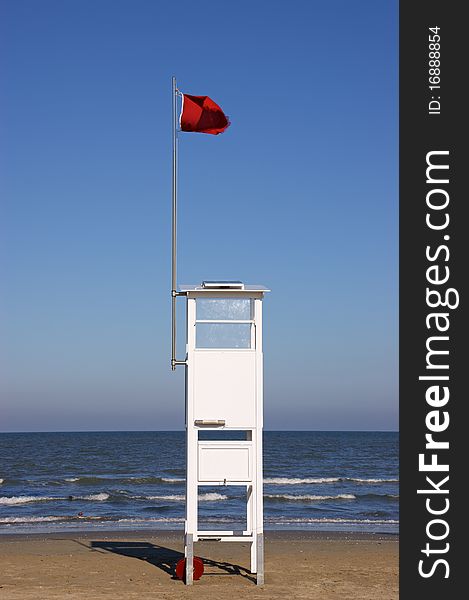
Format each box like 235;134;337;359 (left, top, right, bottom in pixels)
192;350;257;428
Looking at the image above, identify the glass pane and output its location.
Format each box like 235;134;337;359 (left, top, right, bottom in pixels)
196;323;252;349
196;298;252;321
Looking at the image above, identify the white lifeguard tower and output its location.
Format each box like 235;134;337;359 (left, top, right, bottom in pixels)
176;280;268;585
169;77;268;585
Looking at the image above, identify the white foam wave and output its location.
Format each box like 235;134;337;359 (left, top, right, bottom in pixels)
266;493;356;502
63;475;186;484
0;495;57;505
58;475;399;486
263;477;398;485
0;515;113;525
144;493;227;502
347;478;399;483
117;517;185;523
0;479;4;485
80;493;110;501
0;514;399;527
0;492;110;505
0;516;65;524
265;517;399;524
117;516;235;524
198;492;228;501
264;477;340;485
145;494;185;501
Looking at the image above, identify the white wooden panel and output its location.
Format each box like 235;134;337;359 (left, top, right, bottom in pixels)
198;442;252;482
193;351;256;427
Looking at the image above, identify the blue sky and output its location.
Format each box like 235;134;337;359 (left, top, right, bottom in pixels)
1;0;398;431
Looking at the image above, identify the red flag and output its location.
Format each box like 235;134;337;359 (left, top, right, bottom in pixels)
180;94;230;135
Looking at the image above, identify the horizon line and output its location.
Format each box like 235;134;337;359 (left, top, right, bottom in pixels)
0;429;399;434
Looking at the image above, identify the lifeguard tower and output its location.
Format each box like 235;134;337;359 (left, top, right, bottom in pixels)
176;280;268;585
169;77;268;585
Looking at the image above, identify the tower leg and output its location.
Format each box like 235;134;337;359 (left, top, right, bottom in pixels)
247;484;256;573
185;533;193;585
250;537;257;574
256;532;264;585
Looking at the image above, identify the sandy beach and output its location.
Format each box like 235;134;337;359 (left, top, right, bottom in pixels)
0;530;398;599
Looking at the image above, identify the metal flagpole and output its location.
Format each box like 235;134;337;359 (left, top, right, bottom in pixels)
171;76;186;370
171;76;178;370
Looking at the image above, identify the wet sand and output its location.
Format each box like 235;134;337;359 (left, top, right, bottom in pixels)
0;530;398;599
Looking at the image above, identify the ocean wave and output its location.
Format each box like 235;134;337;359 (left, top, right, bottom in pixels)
117;515;398;526
0;514;398;527
264;477;398;485
116;516;236;524
50;475;400;487
0;479;4;485
1;490;397;506
63;475;185;485
121;476;184;485
59;475;398;486
0;495;57;505
63;476;122;485
360;493;399;500
116;517;185;524
0;515;114;525
64;476;109;485
144;494;185;501
199;493;227;501
77;493;110;501
265;517;399;524
265;493;356;502
346;478;399;483
0;516;66;524
0;515;241;527
0;493;110;505
264;477;340;485
139;493;227;502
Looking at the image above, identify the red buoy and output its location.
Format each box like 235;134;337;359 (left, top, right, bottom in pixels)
175;557;204;581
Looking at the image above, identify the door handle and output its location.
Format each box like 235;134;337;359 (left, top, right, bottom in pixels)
194;419;226;427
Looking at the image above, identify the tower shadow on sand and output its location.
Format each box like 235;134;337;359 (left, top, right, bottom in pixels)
89;540;256;583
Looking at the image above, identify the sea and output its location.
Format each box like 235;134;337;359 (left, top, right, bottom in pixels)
0;431;398;535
